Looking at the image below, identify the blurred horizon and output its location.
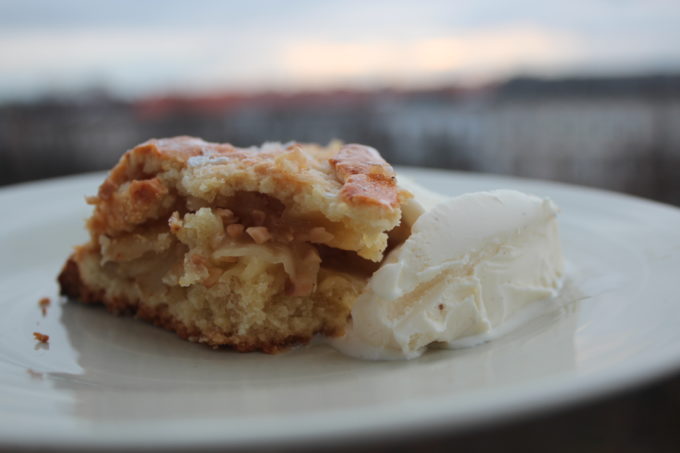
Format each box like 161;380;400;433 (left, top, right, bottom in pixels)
2;70;680;106
2;0;680;102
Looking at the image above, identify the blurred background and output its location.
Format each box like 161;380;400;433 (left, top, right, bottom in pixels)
1;0;679;207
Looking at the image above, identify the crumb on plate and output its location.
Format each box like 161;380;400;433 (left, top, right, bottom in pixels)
38;297;51;316
33;332;49;344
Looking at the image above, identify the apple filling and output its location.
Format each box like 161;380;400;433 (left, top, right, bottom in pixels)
97;191;390;306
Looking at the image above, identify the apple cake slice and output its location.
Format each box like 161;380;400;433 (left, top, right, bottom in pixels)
58;137;412;352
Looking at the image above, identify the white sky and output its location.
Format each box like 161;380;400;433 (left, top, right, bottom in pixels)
1;0;679;100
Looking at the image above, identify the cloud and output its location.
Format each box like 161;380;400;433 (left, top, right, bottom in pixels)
0;28;273;97
280;27;580;86
0;0;680;100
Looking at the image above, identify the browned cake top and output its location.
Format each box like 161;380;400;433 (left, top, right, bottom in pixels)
87;136;411;261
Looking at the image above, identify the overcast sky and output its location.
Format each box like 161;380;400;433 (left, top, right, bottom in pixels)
1;0;679;100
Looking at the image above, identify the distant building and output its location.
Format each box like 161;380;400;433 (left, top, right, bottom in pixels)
1;75;679;204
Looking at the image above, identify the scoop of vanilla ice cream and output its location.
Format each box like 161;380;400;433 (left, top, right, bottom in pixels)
332;187;564;360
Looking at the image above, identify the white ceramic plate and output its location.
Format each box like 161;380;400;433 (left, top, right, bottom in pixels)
1;169;679;451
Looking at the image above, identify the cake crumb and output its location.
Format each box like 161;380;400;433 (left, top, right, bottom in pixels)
251;209;266;226
226;223;244;238
246;226;271;244
168;211;182;233
33;332;49;344
215;208;237;224
308;227;334;243
38;297;51;316
26;368;44;379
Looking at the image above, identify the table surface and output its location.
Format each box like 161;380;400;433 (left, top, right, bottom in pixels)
197;372;676;453
330;373;680;453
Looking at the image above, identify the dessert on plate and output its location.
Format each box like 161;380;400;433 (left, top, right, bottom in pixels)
58;137;412;352
59;136;564;359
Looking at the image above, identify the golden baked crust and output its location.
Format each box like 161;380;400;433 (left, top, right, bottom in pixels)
59;137;411;353
329;144;401;208
87;136;410;261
